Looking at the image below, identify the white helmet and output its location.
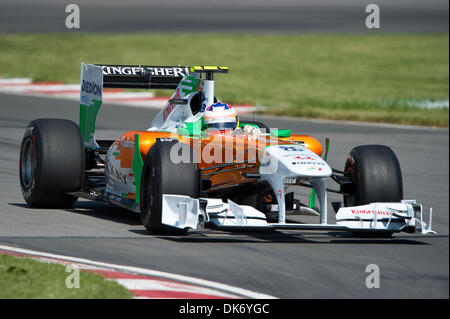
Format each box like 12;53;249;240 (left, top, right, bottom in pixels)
203;102;239;134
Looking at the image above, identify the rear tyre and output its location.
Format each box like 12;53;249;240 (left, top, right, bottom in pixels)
140;140;200;235
343;145;403;207
19;119;85;208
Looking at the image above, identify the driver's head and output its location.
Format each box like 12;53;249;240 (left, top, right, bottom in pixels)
203;103;239;135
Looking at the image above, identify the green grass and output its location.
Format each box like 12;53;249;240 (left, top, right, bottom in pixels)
0;254;132;298
0;33;448;126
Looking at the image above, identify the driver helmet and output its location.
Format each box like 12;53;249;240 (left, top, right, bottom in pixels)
203;102;239;134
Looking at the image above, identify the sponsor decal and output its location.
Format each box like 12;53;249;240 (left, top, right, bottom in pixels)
80;64;103;146
106;157;128;184
200;91;208;113
284;178;297;184
101;66;188;77
180;75;201;96
279;146;302;152
162;88;181;121
159;138;176;142
294;156;316;160
351;209;391;216
291;161;325;165
81;80;102;97
163;103;176;121
289;140;305;145
120;136;134;149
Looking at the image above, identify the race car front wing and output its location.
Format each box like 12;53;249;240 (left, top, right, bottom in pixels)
160;194;435;235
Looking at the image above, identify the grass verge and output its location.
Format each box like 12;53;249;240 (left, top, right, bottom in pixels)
0;253;132;298
0;33;448;127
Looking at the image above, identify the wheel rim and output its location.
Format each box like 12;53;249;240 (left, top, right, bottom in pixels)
21;138;34;188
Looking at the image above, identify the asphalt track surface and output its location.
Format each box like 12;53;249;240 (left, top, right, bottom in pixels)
0;0;448;33
0;93;448;298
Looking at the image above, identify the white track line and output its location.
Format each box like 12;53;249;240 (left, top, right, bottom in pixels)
0;78;31;84
115;279;237;298
0;244;277;299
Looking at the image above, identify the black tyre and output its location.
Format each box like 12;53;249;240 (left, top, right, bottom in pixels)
19;119;85;208
344;145;403;207
140;140;200;235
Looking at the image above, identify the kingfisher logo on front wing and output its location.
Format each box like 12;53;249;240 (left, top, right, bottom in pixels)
351;209;391;216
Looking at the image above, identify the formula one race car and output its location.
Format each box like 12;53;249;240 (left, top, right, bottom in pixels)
19;64;435;237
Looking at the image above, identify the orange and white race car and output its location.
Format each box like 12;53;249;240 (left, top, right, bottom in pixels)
19;64;435;237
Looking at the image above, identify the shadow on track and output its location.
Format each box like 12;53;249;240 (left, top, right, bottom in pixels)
131;228;435;245
9;201;141;226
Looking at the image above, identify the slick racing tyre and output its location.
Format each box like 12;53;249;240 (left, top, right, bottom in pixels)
19;119;85;208
140;140;200;235
343;144;403;207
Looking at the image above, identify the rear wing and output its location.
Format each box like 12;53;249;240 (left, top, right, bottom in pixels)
96;65;191;89
80;63;228;148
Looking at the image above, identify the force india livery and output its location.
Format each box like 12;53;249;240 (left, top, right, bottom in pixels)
19;63;435;237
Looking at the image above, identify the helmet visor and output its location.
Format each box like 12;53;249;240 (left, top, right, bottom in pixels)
206;122;237;131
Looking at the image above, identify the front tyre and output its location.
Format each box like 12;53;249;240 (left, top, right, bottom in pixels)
343;145;402;238
140;140;200;235
19;119;85;208
343;144;403;207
